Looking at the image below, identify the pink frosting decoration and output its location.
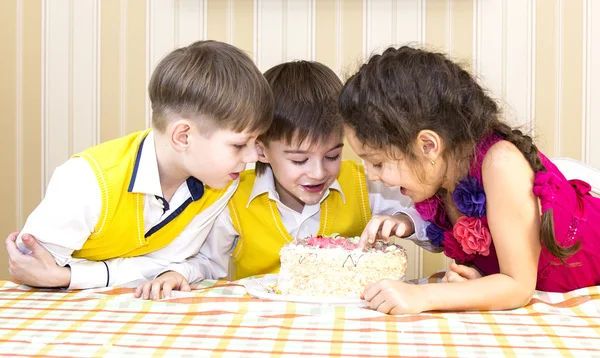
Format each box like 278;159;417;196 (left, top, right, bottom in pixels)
307;236;359;250
453;216;492;256
533;171;561;213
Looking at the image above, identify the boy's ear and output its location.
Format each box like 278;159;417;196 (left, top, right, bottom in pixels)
171;120;192;152
256;141;270;164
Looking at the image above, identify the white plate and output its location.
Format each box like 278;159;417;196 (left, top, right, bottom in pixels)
243;274;368;307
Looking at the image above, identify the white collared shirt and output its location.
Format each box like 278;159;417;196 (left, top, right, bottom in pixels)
187;166;434;282
16;131;237;289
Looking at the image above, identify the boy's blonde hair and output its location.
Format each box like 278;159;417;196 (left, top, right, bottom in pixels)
149;40;274;135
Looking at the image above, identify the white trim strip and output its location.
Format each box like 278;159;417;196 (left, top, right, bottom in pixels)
120;0;127;136
41;0;48;193
528;0;536;135
556;0;563;155
96;0;102;140
145;0;151;128
336;0;341;73
583;0;591;163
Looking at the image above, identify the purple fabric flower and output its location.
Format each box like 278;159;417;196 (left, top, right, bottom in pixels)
453;176;486;218
426;223;446;247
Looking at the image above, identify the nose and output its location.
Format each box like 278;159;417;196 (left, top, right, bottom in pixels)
366;169;380;182
308;160;326;181
243;145;259;164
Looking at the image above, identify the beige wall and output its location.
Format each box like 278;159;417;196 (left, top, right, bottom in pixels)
1;0;599;281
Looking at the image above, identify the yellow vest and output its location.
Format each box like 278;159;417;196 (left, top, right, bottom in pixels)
229;160;371;279
72;129;230;261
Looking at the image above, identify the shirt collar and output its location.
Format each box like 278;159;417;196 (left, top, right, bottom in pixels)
127;131;204;201
246;166;346;208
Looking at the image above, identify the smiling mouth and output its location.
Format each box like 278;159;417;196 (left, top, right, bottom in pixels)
301;183;325;193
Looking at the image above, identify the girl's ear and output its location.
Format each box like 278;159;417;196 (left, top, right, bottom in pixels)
256;141;270;164
416;130;443;163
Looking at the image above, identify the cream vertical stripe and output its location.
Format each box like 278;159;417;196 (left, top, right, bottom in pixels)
315;0;337;72
21;1;43;236
0;0;18;278
340;0;363;77
231;0;254;58
560;0;584;160
207;0;228;43
100;0;122;142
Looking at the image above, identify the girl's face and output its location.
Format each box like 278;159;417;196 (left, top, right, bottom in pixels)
345;126;447;203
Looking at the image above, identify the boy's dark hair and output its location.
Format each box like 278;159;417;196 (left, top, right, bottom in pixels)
339;45;579;263
256;61;343;175
149;40;274;135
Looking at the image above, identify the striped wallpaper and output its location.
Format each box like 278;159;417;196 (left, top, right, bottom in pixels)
1;0;599;280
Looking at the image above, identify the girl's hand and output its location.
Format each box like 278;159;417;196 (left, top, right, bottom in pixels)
135;271;191;300
361;279;428;314
359;214;414;248
442;262;483;283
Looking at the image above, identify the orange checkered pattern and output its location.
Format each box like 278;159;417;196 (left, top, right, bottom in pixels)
0;275;598;357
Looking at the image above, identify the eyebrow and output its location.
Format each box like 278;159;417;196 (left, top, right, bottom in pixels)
283;143;344;154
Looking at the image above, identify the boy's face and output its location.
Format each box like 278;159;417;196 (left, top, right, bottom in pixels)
258;135;344;211
185;127;260;189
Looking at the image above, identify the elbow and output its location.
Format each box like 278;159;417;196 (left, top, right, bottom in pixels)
515;288;535;308
507;280;535;309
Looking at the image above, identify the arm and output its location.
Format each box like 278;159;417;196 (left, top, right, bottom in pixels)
10;158;175;289
364;141;541;313
155;206;239;283
366;176;438;251
11;158;109;289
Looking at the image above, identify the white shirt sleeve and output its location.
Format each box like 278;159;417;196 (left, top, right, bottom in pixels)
15;158;182;289
366;176;439;252
157;206;239;284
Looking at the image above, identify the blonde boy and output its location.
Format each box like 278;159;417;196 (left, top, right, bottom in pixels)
5;41;274;293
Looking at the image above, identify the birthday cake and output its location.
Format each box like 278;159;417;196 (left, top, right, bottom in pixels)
276;235;407;297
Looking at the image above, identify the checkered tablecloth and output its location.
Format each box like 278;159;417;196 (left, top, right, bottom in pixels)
0;274;598;357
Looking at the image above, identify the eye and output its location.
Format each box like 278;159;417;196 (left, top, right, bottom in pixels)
233;144;246;150
325;154;341;161
291;159;308;165
372;162;383;169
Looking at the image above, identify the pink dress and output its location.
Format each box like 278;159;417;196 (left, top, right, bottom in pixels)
415;133;600;292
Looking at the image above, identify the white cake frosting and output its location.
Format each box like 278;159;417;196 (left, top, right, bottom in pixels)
276;235;407;297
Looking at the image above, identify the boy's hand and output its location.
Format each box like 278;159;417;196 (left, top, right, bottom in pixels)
361;279;427;314
5;232;71;288
359;214;414;248
135;271;191;300
442;262;483;283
